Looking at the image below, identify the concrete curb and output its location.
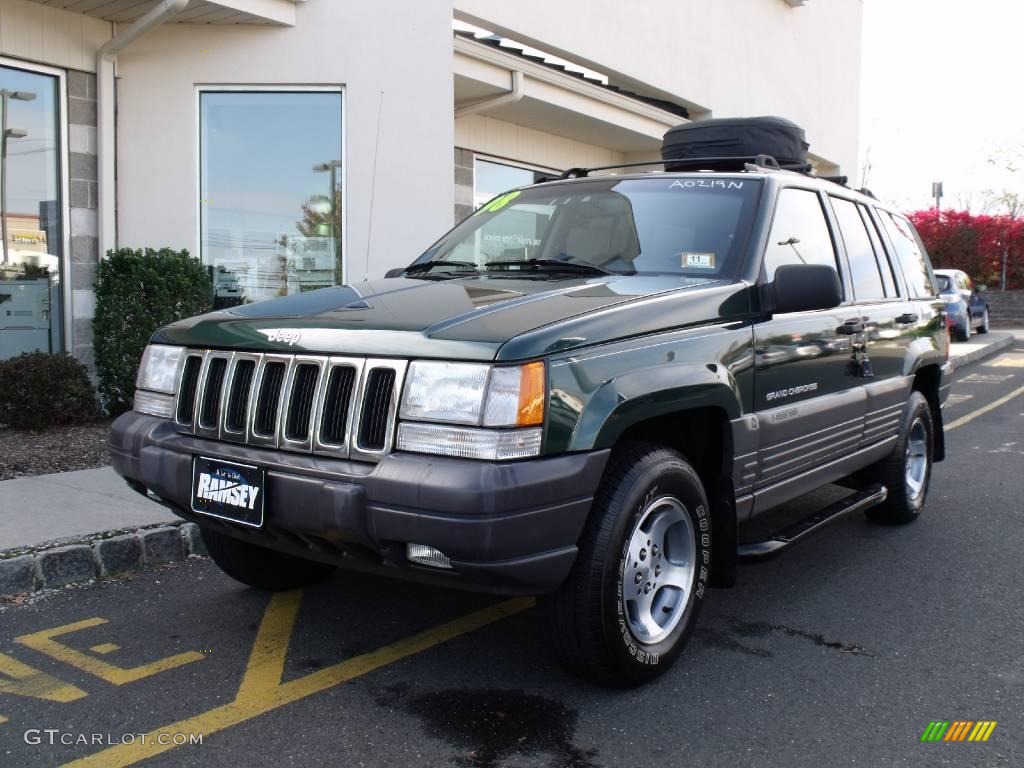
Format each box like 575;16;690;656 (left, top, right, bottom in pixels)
949;333;1015;372
0;521;206;600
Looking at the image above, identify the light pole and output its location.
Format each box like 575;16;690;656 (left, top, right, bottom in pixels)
313;160;342;282
1;89;36;266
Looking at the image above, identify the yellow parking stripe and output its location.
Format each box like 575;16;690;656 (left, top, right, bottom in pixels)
64;594;534;767
980;721;997;741
945;384;1024;431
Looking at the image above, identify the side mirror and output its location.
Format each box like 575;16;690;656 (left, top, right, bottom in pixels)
772;263;842;314
384;267;406;279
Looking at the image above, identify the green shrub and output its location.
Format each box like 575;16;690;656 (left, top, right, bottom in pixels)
0;352;99;431
93;248;212;416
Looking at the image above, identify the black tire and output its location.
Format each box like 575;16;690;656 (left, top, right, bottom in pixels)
978;308;989;334
955;318;971;342
539;442;711;688
864;391;934;525
202;527;335;591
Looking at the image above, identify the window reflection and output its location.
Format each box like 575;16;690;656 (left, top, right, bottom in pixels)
474;158;551;209
200;91;343;306
0;63;62;361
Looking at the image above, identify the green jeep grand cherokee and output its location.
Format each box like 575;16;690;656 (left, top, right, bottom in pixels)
113;133;951;687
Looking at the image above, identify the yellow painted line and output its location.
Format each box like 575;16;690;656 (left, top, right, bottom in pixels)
89;643;120;656
17;618;205;685
65;594;534;768
0;715;7;724
0;651;87;703
980;720;997;741
945;384;1024;431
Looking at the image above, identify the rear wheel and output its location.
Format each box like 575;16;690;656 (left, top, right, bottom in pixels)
202;527;335;591
864;391;934;525
540;443;711;688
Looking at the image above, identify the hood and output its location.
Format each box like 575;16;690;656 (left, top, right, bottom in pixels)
153;274;750;361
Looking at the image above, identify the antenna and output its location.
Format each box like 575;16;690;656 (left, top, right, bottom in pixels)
363;89;384;283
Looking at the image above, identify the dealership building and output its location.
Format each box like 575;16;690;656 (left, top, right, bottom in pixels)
0;0;862;368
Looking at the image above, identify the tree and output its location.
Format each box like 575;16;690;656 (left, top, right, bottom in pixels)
908;208;1024;290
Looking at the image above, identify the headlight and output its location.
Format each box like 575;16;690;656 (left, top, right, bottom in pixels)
400;361;545;427
135;344;186;394
398;360;546;459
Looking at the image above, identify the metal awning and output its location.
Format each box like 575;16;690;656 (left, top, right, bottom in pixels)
25;0;302;26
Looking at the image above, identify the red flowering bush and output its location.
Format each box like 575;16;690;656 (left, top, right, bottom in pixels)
908;209;1024;289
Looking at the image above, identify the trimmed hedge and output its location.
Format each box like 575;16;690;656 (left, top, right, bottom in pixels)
93;248;212;416
0;352;98;431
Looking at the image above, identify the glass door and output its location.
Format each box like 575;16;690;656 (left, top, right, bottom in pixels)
0;61;62;361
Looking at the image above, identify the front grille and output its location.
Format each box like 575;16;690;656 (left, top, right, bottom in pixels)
254;361;287;437
176;356;202;425
174;351;406;461
359;368;396;450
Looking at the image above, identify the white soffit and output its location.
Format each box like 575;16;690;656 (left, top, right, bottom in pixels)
25;0;302;26
454;35;681;153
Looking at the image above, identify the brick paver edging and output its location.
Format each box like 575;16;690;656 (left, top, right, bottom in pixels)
0;522;207;599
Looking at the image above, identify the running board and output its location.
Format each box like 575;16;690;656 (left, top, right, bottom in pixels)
737;484;888;562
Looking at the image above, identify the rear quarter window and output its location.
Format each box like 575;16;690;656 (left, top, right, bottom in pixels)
879;212;936;297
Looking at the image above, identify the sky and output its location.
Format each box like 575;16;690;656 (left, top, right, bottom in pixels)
860;0;1024;213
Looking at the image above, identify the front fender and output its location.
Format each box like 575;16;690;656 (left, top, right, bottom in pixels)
568;363;742;452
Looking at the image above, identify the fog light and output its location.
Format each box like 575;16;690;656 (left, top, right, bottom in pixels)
407;543;453;569
133;390;175;419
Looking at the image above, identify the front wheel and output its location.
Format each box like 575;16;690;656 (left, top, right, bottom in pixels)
540;443;711;688
202;527;335;591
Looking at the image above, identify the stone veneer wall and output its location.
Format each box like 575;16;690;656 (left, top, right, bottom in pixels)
454;147;474;224
66;69;98;370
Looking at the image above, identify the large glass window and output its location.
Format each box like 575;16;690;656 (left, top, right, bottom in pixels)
200;90;343;307
474;158;551;209
0;62;63;361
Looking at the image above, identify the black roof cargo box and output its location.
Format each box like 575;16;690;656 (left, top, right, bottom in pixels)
661;116;810;172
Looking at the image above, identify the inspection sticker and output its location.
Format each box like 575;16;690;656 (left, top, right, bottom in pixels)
682;252;716;269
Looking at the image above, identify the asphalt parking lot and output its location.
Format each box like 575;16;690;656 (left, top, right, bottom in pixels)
2;343;1023;768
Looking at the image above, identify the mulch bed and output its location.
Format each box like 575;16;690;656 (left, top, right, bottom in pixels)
0;419;114;481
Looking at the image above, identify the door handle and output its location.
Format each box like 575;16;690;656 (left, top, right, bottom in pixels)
836;319;864;335
895;313;919;324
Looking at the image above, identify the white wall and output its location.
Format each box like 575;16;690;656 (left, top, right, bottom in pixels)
115;0;454;280
455;114;624;171
454;0;863;174
0;0;110;72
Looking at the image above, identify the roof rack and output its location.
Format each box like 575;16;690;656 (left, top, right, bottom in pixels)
559;154;810;179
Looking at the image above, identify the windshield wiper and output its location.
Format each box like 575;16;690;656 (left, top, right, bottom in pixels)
402;260;481;280
403;259;479;275
483;258;615;276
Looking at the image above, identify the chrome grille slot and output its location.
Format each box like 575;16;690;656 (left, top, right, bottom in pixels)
319;365;357;445
253;361;288;438
198;357;228;431
175;355;203;425
358;369;395;450
172;350;406;461
224;358;256;434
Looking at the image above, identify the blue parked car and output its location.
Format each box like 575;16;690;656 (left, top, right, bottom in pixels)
934;268;989;341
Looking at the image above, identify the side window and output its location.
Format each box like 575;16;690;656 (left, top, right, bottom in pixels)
858;205;898;297
879;212;935;297
763;189;839;282
831;197;885;301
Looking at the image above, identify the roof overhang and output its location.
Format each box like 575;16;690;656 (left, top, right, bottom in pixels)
454;35;682;154
25;0;303;26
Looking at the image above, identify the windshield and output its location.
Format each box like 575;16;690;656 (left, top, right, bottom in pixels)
414;177;763;278
935;274;953;292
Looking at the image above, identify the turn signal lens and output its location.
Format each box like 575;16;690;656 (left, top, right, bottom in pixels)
517;361;545;426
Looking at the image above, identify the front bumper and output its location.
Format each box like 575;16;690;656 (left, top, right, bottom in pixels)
110;412;608;595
